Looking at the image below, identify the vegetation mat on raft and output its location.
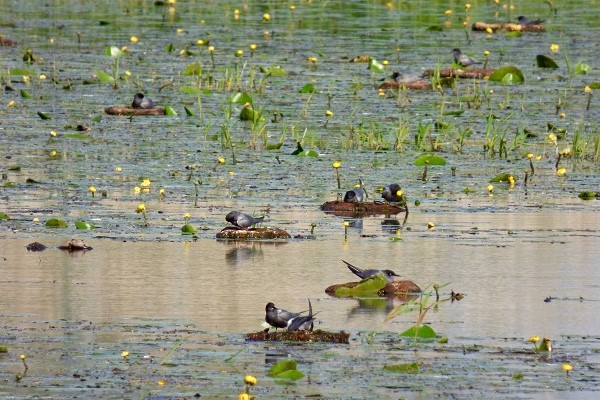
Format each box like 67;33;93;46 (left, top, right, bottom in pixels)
422;68;495;79
378;80;433;90
104;107;166;116
472;22;545;32
246;329;350;344
320;201;406;217
326;280;422;300
216;227;291;240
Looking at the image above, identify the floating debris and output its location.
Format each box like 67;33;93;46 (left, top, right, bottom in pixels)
321;200;406;218
216;227;291;240
104;107;165;116
472;22;545;32
57;239;93;252
246;329;350;344
26;242;47;252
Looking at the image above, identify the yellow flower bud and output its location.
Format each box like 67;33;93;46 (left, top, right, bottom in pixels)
332;161;341;169
244;375;257;385
262;13;271;22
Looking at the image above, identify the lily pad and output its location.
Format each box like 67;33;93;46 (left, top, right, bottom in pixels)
165;105;177;116
63;133;91;140
45;218;68;228
578;191;597;200
37;111;52;120
181;224;197;234
536;55;559;69
261;65;288;77
383;362;419;373
414;154;446;166
490;173;515;183
0;212;9;220
299;83;316;93
9;68;36;76
229;92;253;105
95;70;114;83
489;66;524;84
505;31;523;38
368;58;385;73
75;220;94;230
184;106;195;116
298;150;318;157
266;142;283;150
20;89;31;98
269;359;299;377
183;62;202;76
239;106;262;122
574;61;591;76
334;275;387;298
399;324;437;339
588;82;600;89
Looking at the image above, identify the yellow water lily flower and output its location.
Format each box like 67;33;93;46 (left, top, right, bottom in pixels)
244;375;257;385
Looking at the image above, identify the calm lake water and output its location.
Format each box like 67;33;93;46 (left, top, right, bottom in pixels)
1;0;600;398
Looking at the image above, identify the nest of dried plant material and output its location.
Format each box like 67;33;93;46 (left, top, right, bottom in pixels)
104;107;166;116
349;55;371;63
26;242;47;252
57;239;93;252
422;68;494;79
0;36;17;46
472;22;545;32
378;80;433;90
246;329;350;344
321;201;406;217
325;280;422;300
216;227;291;240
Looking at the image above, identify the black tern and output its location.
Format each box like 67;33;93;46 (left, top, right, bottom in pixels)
265;302;304;329
381;183;403;203
517;16;544;26
225;211;265;229
287;299;316;331
342;260;400;283
452;48;482;67
131;93;155;109
343;179;366;203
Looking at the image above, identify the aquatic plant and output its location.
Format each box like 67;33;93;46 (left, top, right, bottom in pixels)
332;161;341;189
269;359;304;380
136;203;148;226
562;363;573;376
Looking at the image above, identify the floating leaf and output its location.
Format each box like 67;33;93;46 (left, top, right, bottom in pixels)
37;111;52;120
578;191;597;200
183;62;202;76
261;65;288;77
574;61;591;76
20;89;31;98
273;370;304;380
399;324;437;339
181;224;197;234
489;66;524;84
165;43;175;53
490;173;514;183
9;68;36;76
334;275;387;298
442;110;464;116
45;218;68;228
165;105;177;116
0;212;9;220
536;55;559;69
184;106;195;116
389;237;402;241
106;46;123;58
95;70;115;83
266;142;283;150
426;25;444;31
588;82;600;89
269;359;300;378
8;165;21;171
180;86;203;95
299;83;316;93
91;115;102;123
383;362;419;373
368;58;385;74
0;345;8;352
505;31;523;38
75;221;94;230
501;73;518;84
298;150;318;157
63;133;91;140
414;154;446;166
239;106;262;122
229;92;253;104
438;337;448;344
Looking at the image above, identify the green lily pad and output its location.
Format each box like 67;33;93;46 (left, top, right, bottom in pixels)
165;105;177;116
229;92;253;105
299;83;316;93
37;111;52;120
183;62;202;76
239;106;262;122
383;362;419;373
414;154;446;166
273;370;304;380
45;218;68;228
261;65;288;77
20;89;31;98
399;324;437;339
95;70;114;83
9;68;36;76
442;110;464;116
368;58;385;73
578;191;597;200
0;345;7;352
184;106;195;116
574;61;591;76
269;359;300;378
505;31;523;38
181;224;197;234
165;43;175;53
266;142;283;150
536;55;559;69
334;275;387;298
490;173;515;183
297;150;318;157
588;82;600;89
63;133;91;140
0;212;9;220
75;220;94;230
106;46;123;58
489;66;524;84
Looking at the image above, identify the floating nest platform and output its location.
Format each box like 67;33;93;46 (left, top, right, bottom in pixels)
472;22;545;32
0;36;17;46
247;329;350;344
321;201;406;217
216;227;291;240
105;107;165;116
422;68;494;80
57;239;93;252
378;80;433;90
325;280;422;300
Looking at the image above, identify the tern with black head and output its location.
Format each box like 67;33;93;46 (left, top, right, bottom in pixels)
342;260;400;283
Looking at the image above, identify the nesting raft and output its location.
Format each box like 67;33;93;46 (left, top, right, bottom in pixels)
472;22;545;32
422;68;494;79
105;107;165;116
57;239;93;252
378;80;433;90
216;227;291;240
326;280;422;299
247;330;350;344
0;36;17;46
321;201;406;217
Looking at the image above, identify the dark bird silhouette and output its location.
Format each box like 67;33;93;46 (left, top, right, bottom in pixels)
265;302;304;329
287;299;316;331
381;183;403;203
452;48;482;67
344;179;366;203
517;16;545;26
225;211;264;229
342;260;400;283
131;93;155;109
